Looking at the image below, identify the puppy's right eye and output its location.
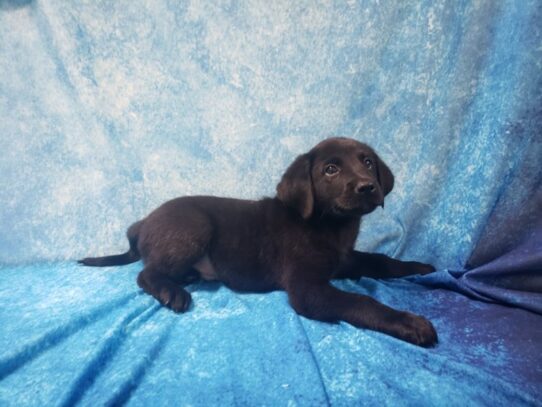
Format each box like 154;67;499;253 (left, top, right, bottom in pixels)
324;164;339;175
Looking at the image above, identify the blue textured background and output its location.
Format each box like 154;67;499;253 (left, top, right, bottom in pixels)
1;0;541;405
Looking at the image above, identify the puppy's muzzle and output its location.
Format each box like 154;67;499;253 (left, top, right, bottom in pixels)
353;179;384;208
355;181;376;195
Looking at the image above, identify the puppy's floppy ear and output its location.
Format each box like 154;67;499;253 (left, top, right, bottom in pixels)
276;153;314;219
376;155;394;196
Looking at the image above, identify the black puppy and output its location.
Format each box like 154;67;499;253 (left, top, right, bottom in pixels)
80;137;438;347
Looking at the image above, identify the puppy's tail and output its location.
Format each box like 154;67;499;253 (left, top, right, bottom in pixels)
78;220;143;267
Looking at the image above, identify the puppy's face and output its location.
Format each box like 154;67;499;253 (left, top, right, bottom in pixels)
277;137;394;219
311;138;393;217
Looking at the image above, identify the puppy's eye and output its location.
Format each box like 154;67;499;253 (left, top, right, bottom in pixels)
364;158;373;169
324;164;339;175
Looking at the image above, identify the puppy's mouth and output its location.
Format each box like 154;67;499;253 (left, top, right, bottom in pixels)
331;203;378;217
332;195;384;216
331;205;363;216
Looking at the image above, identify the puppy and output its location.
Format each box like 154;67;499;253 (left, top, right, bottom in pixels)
80;137;438;347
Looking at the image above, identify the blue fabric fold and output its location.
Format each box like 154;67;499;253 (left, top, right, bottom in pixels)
410;221;542;314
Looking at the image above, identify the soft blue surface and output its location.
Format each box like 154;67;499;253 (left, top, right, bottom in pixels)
1;0;541;405
1;262;541;406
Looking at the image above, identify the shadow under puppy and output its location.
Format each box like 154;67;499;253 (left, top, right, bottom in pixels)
80;137;438;347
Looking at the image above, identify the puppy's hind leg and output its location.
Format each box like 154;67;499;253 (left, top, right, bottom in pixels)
136;206;214;312
137;266;193;312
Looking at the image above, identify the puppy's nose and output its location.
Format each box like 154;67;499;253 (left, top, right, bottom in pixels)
355;182;375;194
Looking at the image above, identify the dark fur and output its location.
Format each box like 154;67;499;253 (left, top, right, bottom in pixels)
80;137;438;347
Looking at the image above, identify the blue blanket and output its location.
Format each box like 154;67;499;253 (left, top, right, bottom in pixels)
1;260;541;406
1;0;541;405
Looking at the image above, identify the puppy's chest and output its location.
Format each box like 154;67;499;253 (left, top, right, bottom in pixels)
310;222;359;265
335;233;357;263
328;221;359;253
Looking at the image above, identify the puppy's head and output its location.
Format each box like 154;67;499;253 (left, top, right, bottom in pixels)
277;137;394;219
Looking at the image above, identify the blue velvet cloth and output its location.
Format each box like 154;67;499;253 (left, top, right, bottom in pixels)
1;0;541;405
1;261;541;406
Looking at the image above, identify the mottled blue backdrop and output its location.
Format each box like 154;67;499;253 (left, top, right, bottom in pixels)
0;1;541;406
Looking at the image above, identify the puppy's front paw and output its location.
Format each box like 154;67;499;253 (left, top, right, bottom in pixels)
395;312;438;348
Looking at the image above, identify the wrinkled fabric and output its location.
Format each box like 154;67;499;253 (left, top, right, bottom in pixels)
411;220;542;315
1;262;541;406
1;0;541;405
